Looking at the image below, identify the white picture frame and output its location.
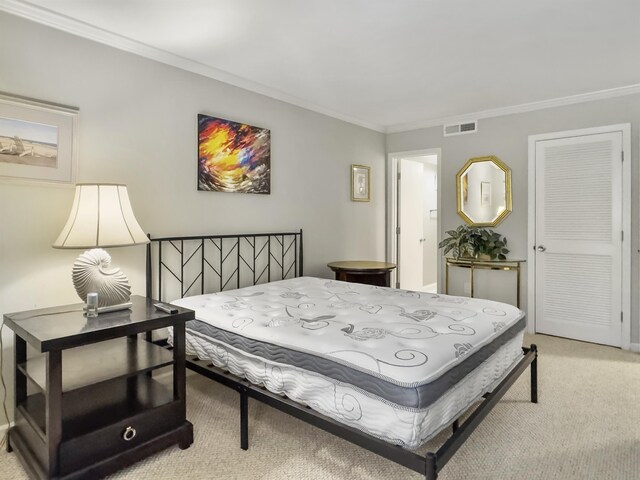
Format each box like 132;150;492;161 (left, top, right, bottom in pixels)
0;93;78;185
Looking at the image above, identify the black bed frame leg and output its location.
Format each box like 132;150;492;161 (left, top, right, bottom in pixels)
240;388;249;450
530;344;538;404
425;452;438;480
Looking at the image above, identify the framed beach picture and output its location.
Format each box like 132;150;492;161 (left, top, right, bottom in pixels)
0;93;78;184
198;114;271;194
351;164;370;202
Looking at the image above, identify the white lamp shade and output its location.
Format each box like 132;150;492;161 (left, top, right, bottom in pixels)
53;184;150;248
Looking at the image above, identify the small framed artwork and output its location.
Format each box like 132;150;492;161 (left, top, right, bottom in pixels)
198;114;271;194
481;181;492;206
351;164;370;202
0;93;78;184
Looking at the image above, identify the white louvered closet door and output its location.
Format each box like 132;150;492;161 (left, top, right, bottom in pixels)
535;132;623;347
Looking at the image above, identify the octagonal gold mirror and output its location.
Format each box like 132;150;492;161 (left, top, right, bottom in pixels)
456;155;512;227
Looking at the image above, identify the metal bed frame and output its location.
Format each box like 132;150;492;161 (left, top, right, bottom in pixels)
145;230;538;480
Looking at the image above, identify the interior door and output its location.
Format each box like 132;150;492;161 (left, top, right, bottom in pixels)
535;131;623;347
399;158;424;290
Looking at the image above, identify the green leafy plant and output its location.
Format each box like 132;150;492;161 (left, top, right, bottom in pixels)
438;225;509;260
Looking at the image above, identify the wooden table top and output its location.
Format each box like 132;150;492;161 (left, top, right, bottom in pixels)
327;261;397;272
3;295;194;352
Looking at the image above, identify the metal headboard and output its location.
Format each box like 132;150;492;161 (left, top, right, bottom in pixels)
146;230;303;302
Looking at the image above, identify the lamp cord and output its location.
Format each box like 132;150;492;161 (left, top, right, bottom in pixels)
0;321;10;450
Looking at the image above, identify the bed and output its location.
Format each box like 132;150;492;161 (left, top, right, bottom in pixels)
145;231;537;479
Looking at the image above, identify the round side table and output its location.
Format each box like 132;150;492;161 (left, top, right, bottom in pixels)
327;261;396;287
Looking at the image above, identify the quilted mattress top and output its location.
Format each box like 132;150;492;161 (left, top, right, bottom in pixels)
172;277;525;388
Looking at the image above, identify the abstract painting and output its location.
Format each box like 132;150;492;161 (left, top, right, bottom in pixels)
198;114;270;194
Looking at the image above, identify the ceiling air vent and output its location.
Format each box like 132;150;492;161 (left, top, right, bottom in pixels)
443;121;478;137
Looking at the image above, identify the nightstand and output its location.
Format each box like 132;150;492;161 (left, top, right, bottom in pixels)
4;295;194;479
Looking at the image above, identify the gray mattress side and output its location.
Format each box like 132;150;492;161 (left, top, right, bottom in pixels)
186;316;526;409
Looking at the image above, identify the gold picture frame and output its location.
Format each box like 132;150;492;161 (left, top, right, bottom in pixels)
351;164;370;202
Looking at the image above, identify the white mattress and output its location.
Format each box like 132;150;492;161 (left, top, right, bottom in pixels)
170;277;526;448
172;277;525;388
176;327;524;448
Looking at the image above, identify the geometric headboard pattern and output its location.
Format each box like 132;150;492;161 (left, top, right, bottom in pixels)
146;230;303;302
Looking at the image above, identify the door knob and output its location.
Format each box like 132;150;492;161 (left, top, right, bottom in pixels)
419;238;426;243
537;245;546;252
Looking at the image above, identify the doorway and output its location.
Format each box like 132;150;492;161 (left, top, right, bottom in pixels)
387;149;441;291
527;124;631;348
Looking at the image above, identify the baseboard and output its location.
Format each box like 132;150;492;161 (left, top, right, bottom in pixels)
0;421;13;437
630;343;640;353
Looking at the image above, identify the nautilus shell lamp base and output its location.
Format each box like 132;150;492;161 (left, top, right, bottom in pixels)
72;248;133;313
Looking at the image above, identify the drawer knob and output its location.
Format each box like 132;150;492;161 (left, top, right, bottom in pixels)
123;426;137;441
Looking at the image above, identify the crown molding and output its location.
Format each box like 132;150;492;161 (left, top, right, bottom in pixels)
385;83;640;134
3;1;640;136
0;0;386;133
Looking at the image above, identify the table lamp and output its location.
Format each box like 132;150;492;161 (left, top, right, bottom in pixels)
53;184;149;312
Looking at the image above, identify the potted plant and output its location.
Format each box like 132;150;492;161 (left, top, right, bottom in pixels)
438;225;509;260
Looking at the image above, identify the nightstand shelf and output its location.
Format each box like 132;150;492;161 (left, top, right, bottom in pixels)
4;295;195;480
17;337;174;393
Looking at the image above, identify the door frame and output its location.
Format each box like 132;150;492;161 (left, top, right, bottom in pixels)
387;148;442;289
527;124;631;349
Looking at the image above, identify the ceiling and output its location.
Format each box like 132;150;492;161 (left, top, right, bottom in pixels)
5;0;640;132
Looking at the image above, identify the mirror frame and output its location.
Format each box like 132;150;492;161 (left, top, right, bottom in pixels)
455;155;512;227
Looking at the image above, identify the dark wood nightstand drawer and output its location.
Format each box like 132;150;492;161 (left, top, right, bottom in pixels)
59;401;182;474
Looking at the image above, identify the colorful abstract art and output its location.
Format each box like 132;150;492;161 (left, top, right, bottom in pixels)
198;114;270;194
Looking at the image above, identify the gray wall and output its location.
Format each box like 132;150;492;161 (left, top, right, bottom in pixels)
0;13;385;425
387;94;640;344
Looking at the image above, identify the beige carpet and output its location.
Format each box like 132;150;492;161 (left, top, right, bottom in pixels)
1;333;639;479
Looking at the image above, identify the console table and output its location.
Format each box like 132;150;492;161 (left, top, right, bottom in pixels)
4;295;194;479
444;257;525;308
327;261;396;287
